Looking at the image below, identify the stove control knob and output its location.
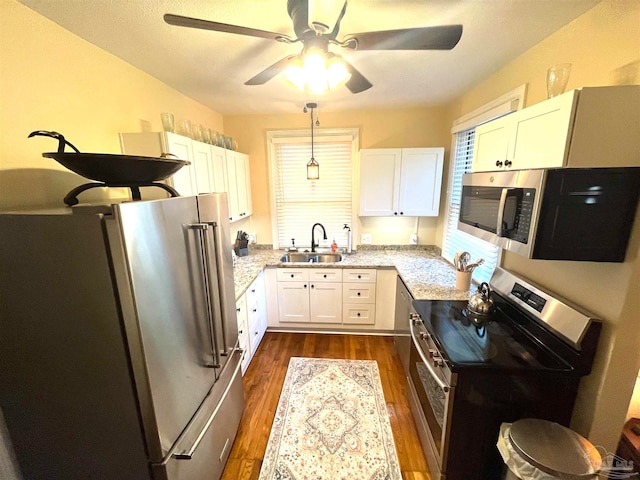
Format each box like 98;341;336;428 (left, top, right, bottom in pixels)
420;332;429;341
433;358;446;368
429;349;439;359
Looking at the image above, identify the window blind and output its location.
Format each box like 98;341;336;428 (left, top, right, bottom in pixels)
272;135;354;249
442;128;499;284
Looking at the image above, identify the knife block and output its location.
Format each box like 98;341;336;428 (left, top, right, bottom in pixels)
234;239;249;257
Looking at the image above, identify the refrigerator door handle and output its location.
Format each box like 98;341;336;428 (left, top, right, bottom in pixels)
171;348;244;461
205;221;228;353
189;223;221;368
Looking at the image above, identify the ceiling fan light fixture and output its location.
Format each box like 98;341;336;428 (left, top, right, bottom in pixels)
284;48;351;94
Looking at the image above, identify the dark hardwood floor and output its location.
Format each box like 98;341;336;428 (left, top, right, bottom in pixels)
221;332;431;480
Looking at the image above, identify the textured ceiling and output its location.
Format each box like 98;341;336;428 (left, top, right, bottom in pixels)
19;0;600;115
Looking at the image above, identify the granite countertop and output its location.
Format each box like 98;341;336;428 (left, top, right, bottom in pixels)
233;247;473;302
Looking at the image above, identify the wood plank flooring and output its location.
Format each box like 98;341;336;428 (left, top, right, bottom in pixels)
221;332;431;480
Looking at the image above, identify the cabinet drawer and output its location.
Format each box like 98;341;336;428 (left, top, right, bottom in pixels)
276;268;309;282
343;304;376;325
342;283;376;303
309;268;343;282
344;269;377;282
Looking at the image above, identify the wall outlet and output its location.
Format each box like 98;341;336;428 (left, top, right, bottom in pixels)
247;232;256;244
410;233;418;245
361;233;372;245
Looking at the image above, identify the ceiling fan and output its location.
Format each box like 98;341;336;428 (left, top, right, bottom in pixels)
164;0;463;94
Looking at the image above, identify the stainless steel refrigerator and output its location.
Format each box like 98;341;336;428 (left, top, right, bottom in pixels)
0;193;244;480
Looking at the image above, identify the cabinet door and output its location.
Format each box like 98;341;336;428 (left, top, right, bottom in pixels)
241;153;253;218
210;146;228;193
511;91;577;169
309;282;342;323
277;281;310;323
225;152;240;222
191;141;214;194
398;148;444;216
164;133;198;196
359;149;401;216
472;115;515;172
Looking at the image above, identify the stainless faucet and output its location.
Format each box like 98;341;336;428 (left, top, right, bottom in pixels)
310;223;327;253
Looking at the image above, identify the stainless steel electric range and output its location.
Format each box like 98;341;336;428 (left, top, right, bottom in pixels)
405;268;601;480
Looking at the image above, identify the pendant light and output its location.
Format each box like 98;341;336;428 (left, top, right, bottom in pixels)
306;102;320;180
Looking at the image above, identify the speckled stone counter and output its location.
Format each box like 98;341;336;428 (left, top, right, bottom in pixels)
233;247;473;302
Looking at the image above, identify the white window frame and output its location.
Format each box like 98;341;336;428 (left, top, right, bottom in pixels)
442;85;528;283
267;128;359;250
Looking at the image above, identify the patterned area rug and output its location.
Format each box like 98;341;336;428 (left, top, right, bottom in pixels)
259;357;402;480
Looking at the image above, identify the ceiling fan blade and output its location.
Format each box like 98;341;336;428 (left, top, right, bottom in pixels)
339;57;372;94
245;55;299;85
164;13;292;41
345;25;463;51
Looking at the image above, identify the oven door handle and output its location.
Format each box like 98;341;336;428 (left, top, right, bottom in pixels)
409;319;450;393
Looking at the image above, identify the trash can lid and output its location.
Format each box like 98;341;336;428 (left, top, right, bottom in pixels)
509;419;602;479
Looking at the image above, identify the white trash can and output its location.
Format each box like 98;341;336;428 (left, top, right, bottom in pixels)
497;418;602;480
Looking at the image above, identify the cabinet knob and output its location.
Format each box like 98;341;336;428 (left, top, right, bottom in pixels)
236;307;241;312
323;274;327;278
400;211;404;215
357;312;361;317
495;160;503;167
311;284;315;288
357;274;362;279
291;274;294;278
394;212;398;215
504;160;512;167
304;284;307;288
357;292;361;296
252;308;257;312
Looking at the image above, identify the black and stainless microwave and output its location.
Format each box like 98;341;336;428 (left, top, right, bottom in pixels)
458;167;640;262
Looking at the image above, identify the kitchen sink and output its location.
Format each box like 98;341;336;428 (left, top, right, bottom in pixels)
280;252;343;263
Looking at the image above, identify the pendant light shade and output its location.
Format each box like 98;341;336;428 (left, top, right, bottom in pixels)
307;157;320;180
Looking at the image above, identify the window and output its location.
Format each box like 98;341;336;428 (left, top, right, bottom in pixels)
442;128;499;283
441;85;527;284
268;129;358;249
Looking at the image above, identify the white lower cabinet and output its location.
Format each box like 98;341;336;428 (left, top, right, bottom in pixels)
236;272;266;375
270;267;395;330
276;268;343;324
342;269;377;325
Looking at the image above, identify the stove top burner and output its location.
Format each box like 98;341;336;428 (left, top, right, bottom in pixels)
413;299;572;371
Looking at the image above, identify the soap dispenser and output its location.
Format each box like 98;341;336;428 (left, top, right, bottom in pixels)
331;238;338;253
288;238;298;252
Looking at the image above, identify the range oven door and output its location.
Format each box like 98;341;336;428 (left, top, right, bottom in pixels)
407;314;455;480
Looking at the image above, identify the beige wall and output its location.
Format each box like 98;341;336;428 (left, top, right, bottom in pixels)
2;0;640;462
0;0;224;210
444;0;640;452
224;107;451;247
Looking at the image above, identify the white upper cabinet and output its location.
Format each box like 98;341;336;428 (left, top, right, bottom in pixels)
119;132;251;222
472;86;639;172
224;149;252;222
359;147;444;217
